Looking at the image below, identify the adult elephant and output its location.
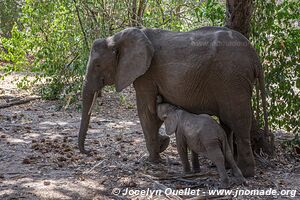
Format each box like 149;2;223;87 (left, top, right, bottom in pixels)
78;26;269;177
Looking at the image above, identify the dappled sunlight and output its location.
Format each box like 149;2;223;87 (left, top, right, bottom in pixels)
119;121;136;126
0;189;13;197
105;121;137;128
5;137;26;144
133;138;144;143
1;69;300;200
0;82;152;199
1;176;105;199
39;121;69;126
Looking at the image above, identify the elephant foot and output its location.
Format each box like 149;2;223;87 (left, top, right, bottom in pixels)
183;169;192;175
219;179;230;189
148;153;162;163
233;177;247;186
237;160;255;177
225;160;231;169
79;147;91;155
159;134;170;153
193;168;201;173
146;134;169;163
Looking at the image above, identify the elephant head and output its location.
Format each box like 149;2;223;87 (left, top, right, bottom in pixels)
156;102;179;135
78;28;154;154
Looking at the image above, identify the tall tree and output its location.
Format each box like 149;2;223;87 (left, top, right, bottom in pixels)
130;0;146;26
225;0;253;38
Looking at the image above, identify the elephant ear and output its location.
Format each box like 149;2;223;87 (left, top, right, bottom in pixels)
165;112;178;135
110;28;154;92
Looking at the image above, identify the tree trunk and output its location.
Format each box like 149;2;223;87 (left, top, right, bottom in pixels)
130;0;145;27
225;0;253;39
131;0;137;26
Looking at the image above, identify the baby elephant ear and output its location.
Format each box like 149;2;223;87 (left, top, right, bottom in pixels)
164;112;178;135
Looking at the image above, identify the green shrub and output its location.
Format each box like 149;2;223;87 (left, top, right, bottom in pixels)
251;0;300;133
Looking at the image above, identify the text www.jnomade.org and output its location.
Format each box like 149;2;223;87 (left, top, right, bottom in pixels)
112;187;297;198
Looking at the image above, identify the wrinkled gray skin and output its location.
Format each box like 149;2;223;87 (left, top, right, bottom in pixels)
78;26;269;177
157;102;246;188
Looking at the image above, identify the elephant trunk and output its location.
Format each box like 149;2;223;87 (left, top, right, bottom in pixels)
78;81;100;154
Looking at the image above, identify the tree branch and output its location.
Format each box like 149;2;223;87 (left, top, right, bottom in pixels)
73;0;89;50
0;97;40;109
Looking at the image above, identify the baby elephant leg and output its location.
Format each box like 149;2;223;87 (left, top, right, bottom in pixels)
220;121;235;169
176;135;191;173
206;146;230;188
178;148;191;173
191;150;200;173
224;141;246;185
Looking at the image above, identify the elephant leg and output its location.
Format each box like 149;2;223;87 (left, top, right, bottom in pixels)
206;145;229;188
220;120;233;153
219;92;255;177
135;87;169;162
220;120;234;168
223;139;246;185
191;150;200;173
229;111;255;177
175;134;191;173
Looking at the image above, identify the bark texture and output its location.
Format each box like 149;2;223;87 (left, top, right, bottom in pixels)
225;0;253;38
130;0;146;26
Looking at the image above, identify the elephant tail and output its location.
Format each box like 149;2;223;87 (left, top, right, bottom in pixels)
256;61;274;146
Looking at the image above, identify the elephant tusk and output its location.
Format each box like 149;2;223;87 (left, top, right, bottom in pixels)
88;92;98;115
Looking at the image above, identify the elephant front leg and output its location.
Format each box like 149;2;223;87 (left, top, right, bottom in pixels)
176;133;191;173
135;92;170;162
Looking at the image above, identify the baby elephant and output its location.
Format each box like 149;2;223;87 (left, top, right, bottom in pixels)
156;101;246;188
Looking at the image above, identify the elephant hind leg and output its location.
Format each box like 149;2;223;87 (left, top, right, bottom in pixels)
206;145;230;188
220;120;234;153
229;115;255;177
220;120;235;168
219;93;255;177
223;139;246;185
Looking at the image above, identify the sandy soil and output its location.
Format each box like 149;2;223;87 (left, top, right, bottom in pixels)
0;73;299;200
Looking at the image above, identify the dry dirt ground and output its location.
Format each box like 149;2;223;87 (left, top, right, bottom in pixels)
0;73;299;200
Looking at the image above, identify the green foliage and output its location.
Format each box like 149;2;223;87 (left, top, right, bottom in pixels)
0;0;21;37
194;0;225;26
1;0;88;100
251;0;300;133
0;24;29;71
143;0;225;31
